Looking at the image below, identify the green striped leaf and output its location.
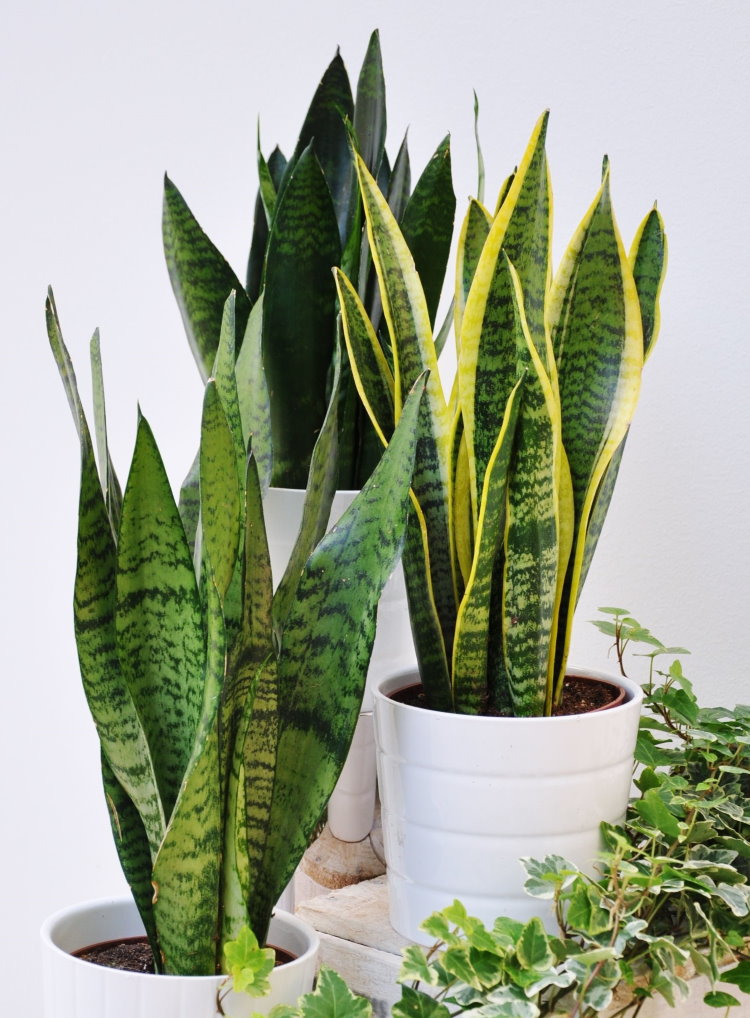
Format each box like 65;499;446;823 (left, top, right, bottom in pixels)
502;262;561;715
271;340;342;642
354;29;387;179
453;378;524;713
246;147;286;302
548;167;643;695
263;145;341;487
178;449;200;559
400;136;456;328
200;381;242;600
212;292;247;482
458;248;526;524
163;175;251;380
100;753;160;969
335;267;395;443
291;50;354;242
630;205;668;360
454;198;492;350
355;153;456;672
250;375;426;936
46;294;166;858
90;330;121;533
473;91;486;204
235;294;272;491
450;412;473;595
116;414;205;820
152;574;224;975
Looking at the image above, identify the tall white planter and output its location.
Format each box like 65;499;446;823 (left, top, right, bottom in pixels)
264;487;416;843
41;897;319;1018
374;668;643;944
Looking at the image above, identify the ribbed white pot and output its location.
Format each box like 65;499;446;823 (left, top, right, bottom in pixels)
40;898;319;1018
264;487;415;843
374;668;643;943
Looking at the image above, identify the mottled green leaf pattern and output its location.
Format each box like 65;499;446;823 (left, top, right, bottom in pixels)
89;329;121;533
163;175;251;380
354;30;386;178
454;198;492;348
200;382;242;600
630;205;668;360
235;295;272;490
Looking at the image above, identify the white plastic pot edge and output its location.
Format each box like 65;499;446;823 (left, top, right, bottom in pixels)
40;896;319;1018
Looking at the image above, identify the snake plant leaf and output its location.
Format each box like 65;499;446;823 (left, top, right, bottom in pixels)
100;753;161;968
335;267;395;442
548;168;643;697
178;449;201;559
453;377;524;713
630;205;668;360
355;153;456;663
90;330;122;534
116;413;205;820
400;136;455;329
247;147;287;302
433;299;455;358
575;207;667;597
263;144;341;487
387;131;412;221
152;572;224;975
454;199;492;349
257;137;279;226
162;175;252;380
271;340;342;642
290;49;354;243
354;29;387;179
473;91;486;205
200;381;243;600
212;293;247;481
459;241;527;525
495;170;516;216
235;295;272;491
46;294;166;858
450;410;473;596
250;374;426;935
502;261;561;716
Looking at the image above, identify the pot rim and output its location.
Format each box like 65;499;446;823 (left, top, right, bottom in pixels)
374;666;643;724
40;897;319;982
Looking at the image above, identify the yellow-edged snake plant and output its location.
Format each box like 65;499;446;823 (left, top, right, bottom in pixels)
337;111;667;717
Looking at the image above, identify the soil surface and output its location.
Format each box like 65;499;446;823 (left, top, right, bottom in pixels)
74;937;295;973
393;674;621;716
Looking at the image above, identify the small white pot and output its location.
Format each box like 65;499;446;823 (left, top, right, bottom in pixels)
40;898;319;1018
374;668;643;943
264;487;415;843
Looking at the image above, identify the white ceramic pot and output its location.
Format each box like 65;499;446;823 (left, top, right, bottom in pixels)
40;897;319;1018
374;668;643;943
264;487;416;843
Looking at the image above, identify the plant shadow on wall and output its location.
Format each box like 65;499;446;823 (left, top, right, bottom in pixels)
45;291;425;976
387;613;750;1018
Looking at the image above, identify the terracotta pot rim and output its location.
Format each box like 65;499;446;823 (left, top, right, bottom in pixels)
376;668;641;722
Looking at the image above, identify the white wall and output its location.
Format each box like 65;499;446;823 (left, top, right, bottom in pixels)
2;0;748;1008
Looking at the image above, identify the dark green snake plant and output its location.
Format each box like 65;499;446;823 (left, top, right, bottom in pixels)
337;111;667;718
163;30;455;491
46;289;423;974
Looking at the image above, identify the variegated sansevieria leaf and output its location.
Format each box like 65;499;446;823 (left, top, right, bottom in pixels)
460;112;552;412
355;152;456;661
46;293;166;861
502;260;562;716
630;205;668;361
235;294;272;492
212;293;247;484
247;146;286;303
548;165;644;699
353;29;387;180
575;206;667;599
272;340;342;643
453;198;492;351
116;413;205;821
152;572;224;975
458;243;528;527
453;376;524;713
162;175;251;380
89;330;122;535
450;407;473;599
250;375;426;935
200;381;242;601
263;144;341;487
335;267;395;442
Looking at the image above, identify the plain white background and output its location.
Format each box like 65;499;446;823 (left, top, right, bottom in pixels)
2;0;749;1009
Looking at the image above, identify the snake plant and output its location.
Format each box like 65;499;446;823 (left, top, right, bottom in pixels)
337;111;667;718
46;288;423;974
163;30;455;491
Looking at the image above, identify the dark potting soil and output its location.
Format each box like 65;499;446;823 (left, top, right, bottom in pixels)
74;937;295;973
393;675;620;716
